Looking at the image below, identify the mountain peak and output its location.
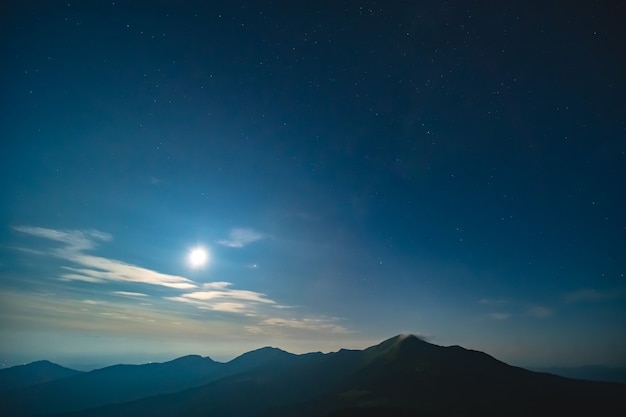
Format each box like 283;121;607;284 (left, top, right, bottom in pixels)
231;346;292;361
361;333;437;365
168;354;215;364
31;360;55;366
396;333;419;341
384;333;430;347
0;360;82;391
242;346;292;356
227;346;294;372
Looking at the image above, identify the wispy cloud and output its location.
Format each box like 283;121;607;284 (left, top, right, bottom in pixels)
0;289;245;339
489;312;511;320
11;225;356;341
113;291;148;297
209;302;249;313
184;282;274;304
14;226;112;251
217;228;265;248
479;298;508;305
168;282;354;335
256;317;351;333
528;306;553;318
167;281;274;316
564;288;626;303
82;299;106;305
14;226;196;289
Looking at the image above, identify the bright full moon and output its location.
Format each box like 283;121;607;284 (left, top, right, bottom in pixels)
188;247;209;268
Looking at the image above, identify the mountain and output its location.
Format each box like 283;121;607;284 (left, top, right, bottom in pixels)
0;355;225;416
216;346;296;374
295;334;626;417
0;347;327;416
0;360;82;391
51;346;365;417
528;365;626;384
37;334;626;417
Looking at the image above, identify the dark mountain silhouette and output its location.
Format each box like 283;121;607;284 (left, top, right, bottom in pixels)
528;365;626;384
49;347;368;417
0;346;331;416
0;360;82;391
0;355;225;416
2;335;625;417
26;334;624;417
213;346;296;376
291;334;626;417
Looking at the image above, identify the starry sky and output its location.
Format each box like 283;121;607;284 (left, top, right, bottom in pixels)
1;1;625;369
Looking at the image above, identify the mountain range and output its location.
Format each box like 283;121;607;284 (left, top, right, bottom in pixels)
1;334;624;417
0;360;82;391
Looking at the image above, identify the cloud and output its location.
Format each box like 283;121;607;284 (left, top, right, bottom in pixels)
209;302;249;313
12;225;356;341
113;291;148;297
0;288;249;340
201;281;232;290
479;298;508;305
167;281;275;316
244;325;264;334
489;312;511;320
564;288;626;303
273;304;295;309
14;226;111;251
217;228;265;248
82;299;106;305
184;282;274;304
528;306;553;318
257;317;351;333
168;283;354;335
58;261;195;289
14;226;196;290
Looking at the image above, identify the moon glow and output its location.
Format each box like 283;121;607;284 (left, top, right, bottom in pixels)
188;247;209;268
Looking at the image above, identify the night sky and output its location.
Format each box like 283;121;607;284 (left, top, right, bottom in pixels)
1;1;625;369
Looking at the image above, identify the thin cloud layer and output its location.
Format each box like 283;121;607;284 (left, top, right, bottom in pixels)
565;288;626;303
14;226;112;250
185;282;274;304
489;312;511;320
114;291;149;297
11;225;355;343
168;283;353;335
257;317;350;333
528;306;553;318
168;281;275;316
217;228;265;248
14;226;196;289
479;298;508;306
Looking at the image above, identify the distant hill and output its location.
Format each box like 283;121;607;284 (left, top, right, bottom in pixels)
211;346;301;378
529;365;626;384
0;360;82;391
0;355;225;415
15;334;622;417
0;347;327;416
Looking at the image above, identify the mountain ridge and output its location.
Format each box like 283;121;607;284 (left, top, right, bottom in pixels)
2;335;625;417
0;360;83;391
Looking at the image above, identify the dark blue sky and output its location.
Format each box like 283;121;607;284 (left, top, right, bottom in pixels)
1;1;625;368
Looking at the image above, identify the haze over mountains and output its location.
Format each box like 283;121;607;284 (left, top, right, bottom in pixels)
1;335;625;417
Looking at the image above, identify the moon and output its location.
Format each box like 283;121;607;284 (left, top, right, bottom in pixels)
188;247;209;268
